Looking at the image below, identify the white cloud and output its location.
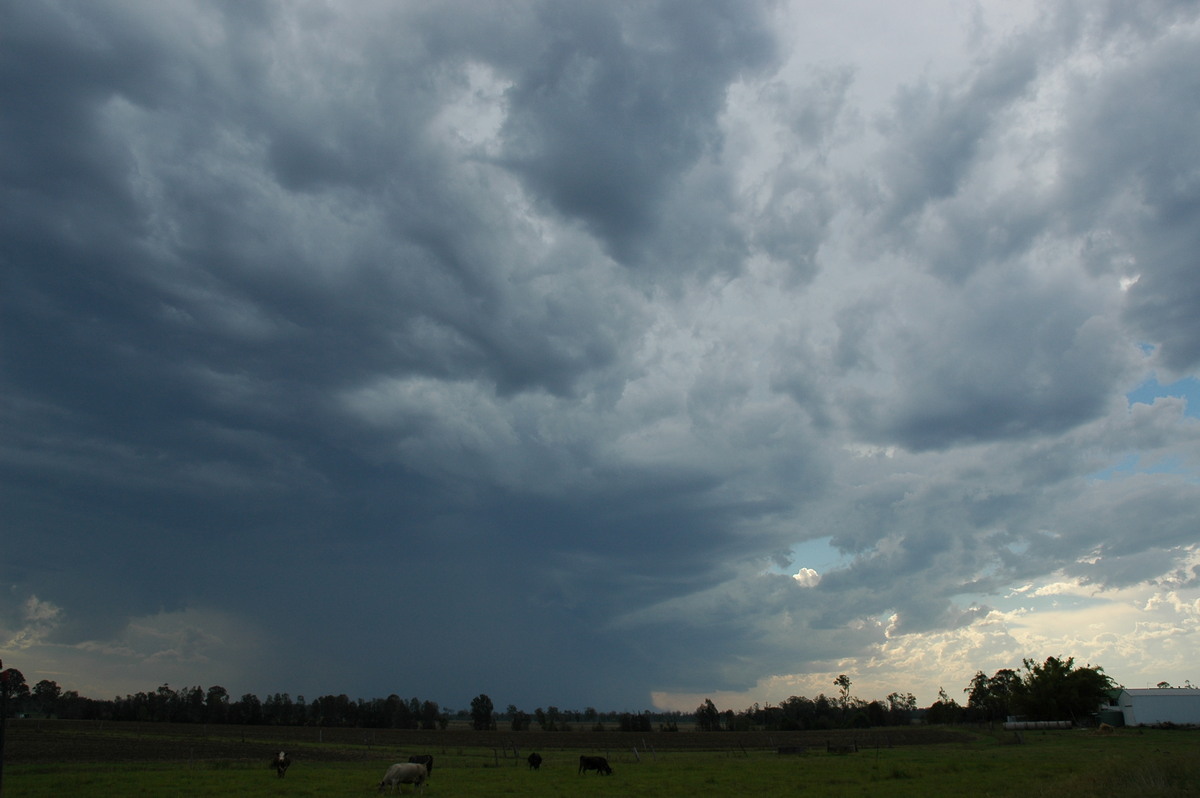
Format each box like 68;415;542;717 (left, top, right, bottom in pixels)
792;568;821;588
2;595;63;650
654;561;1200;711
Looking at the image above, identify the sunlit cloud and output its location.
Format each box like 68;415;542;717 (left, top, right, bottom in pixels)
792;568;822;588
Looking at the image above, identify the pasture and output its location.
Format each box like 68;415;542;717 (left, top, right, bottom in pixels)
4;719;1198;796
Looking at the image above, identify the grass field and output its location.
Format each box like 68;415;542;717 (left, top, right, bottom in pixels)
4;719;1198;796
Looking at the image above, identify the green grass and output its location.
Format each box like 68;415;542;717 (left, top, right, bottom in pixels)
6;726;1199;796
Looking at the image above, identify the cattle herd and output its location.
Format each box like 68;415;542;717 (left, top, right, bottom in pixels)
270;750;614;791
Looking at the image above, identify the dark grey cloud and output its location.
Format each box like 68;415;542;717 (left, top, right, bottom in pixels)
872;34;1044;254
498;0;777;269
857;272;1131;450
2;0;1198;709
1058;32;1200;371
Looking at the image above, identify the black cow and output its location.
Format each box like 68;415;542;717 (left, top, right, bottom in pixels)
408;754;434;775
272;751;292;777
578;755;612;775
527;752;542;770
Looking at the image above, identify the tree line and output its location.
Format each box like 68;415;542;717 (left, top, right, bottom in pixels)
0;669;680;731
695;656;1118;732
0;655;1118;731
0;674;449;728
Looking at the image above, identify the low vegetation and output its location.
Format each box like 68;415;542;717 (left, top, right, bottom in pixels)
5;719;1198;797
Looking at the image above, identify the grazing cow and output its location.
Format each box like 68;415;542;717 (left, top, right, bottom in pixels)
378;762;427;793
578;755;612;775
408;754;434;775
527;752;542;770
272;751;292;777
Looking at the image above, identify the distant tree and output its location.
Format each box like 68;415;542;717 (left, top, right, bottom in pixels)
152;684;177;722
812;693;834;728
1011;656;1115;723
694;698;721;731
0;668;29;714
470;694;494;730
56;690;84;720
0;667;29;715
183;685;205;723
726;707;755;731
834;674;852;708
776;696;806;730
886;691;917;724
204;686;229;724
926;686;963;725
379;694;413;728
32;680;62;717
1156;681;1172;689
508;706;531;731
965;669;1020;723
263;693;298;725
419;700;442;730
619;711;653;732
1;660;9;794
230;693;260;725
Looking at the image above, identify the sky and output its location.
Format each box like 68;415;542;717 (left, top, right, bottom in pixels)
2;0;1198;715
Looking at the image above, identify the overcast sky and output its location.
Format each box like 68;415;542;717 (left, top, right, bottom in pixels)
3;0;1198;714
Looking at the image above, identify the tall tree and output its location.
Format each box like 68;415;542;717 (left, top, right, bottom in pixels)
886;691;917;724
834;674;852;707
694;698;721;731
1;669;29;708
234;693;263;724
470;694;494;730
1012;656;1115;723
419;700;442;730
0;661;6;795
32;679;62;717
965;668;1020;722
926;686;964;724
507;705;530;731
0;661;25;794
204;686;229;723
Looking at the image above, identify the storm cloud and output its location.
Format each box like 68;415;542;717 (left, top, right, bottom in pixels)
2;0;1197;710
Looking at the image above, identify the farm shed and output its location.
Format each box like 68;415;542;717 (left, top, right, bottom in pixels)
1115;688;1200;727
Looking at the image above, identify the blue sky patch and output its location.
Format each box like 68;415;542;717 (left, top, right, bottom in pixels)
1127;376;1200;417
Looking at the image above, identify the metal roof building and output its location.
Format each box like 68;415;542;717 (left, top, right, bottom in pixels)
1115;688;1200;726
